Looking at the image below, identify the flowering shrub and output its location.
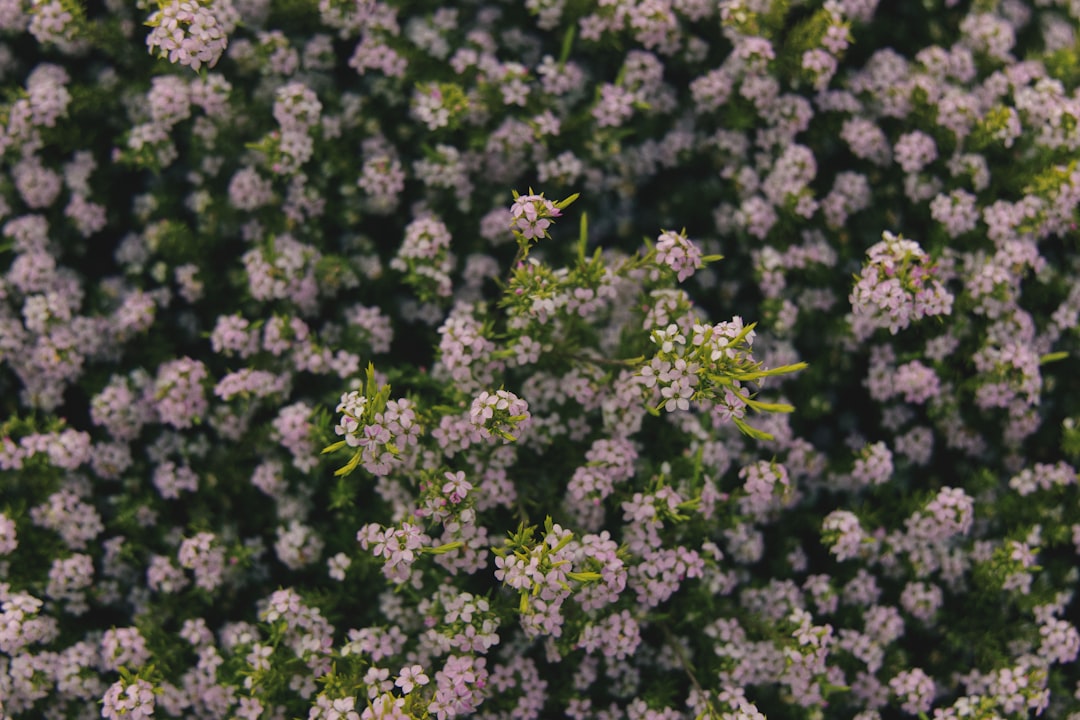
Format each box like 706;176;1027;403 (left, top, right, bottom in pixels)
1;1;1079;719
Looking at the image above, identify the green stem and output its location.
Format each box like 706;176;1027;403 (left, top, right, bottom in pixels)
660;622;719;719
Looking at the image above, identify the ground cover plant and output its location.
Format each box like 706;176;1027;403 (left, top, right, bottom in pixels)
1;0;1079;718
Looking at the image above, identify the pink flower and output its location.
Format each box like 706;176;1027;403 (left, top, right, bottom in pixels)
395;664;430;694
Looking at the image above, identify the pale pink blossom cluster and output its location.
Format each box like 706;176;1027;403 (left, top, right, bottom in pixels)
510;193;562;241
145;0;239;72
849;231;954;339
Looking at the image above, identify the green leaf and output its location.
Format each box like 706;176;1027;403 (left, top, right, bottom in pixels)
731;361;808;382
566;571;602;583
558;24;575;66
732;416;775;441
577;212;589;263
322;440;347;454
555;192;580;210
741;396;795;413
334;451;362;477
1040;351;1068;365
364;363;377;399
423;541;463;555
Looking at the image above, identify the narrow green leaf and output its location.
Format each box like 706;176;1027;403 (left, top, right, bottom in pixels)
578;212;589;263
742;396;795;413
567;571;602;583
732;416;775;441
423;541;464;555
555;192;580;210
558;24;575;66
364;362;377;399
322;440;347;454
334;451;362;477
1040;351;1068;365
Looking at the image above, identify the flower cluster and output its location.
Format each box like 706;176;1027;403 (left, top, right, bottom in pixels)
509;192;571;248
330;366;421;477
390;216;455;302
469;389;531;442
101;677;156;720
640;315;804;439
654;229;706;283
493;517;604;639
145;0;239;72
849;231;955;340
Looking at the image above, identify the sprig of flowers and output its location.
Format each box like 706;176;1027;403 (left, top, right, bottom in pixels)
639;317;806;439
144;0;239;72
325;364;421;478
